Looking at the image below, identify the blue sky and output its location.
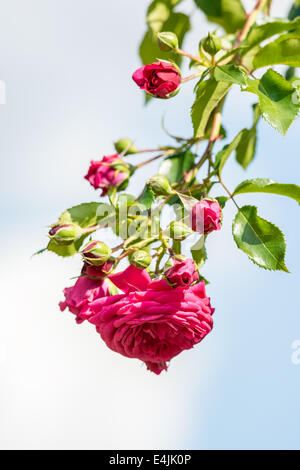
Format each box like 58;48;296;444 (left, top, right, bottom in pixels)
0;0;299;449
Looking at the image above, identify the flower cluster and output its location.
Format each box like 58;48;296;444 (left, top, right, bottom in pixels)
60;265;214;374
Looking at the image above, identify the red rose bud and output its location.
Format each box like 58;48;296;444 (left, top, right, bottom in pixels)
82;259;115;279
114;138;138;155
157;32;179;52
132;61;181;99
81;241;112;266
164;257;199;287
84;154;130;196
49;223;83;246
129;250;152;269
192;198;222;235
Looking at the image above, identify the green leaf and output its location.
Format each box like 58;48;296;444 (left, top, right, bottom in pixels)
244;70;299;135
193;0;246;34
159;150;196;183
253;34;300;69
139;12;191;66
288;0;300;21
191;236;207;268
214;130;244;174
147;0;172;33
214;65;247;85
232;205;288;272
191;78;231;138
215;196;228;208
244;17;300;50
139;185;156;209
235;104;260;169
47;202;111;257
233;178;300;204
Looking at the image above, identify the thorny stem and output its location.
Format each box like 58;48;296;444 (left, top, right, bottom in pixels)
177;48;204;64
218;177;240;210
181;72;203;83
236;0;265;46
136;149;173;169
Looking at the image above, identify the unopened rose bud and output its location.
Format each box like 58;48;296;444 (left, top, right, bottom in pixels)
168;221;193;241
49;224;83;246
114;138;138;155
132;61;181;99
81;241;112;266
82;259;115;278
201;33;222;57
192;198;222;234
157;31;179;52
148;175;174;196
164;256;199;287
129;250;152;269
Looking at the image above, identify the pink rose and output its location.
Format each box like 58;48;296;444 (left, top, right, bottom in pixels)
192;199;222;235
84;154;129;196
83;265;214;374
132;61;181;99
165;257;199;287
59;276;111;324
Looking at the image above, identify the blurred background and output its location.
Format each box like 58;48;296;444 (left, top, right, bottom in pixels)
0;0;299;450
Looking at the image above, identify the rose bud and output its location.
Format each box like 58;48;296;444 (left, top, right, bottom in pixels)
81;241;112;266
49;223;83;246
132;61;181;99
148;174;174;196
84;154;130;196
157;31;179;52
164;256;199;287
82;258;115;279
192;198;222;235
129;250;152;269
168;220;193;241
201;33;222;57
114;138;138;155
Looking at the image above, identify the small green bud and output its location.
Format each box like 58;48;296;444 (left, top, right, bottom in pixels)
114;138;138;155
129;250;152;269
148;175;174;196
168;221;193;241
81;240;112;266
49;223;83;246
157;32;179;52
201;33;222;57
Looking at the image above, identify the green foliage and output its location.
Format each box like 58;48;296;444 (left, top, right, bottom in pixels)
235;104;260;169
140;1;190;66
47;202;110;257
159;150;196;183
232;205;288;272
191;79;231;138
233;179;300;204
253;34;300;69
244;17;300;50
244;70;299;135
193;0;246;34
214;65;247;85
139;185;156;209
191;236;207;268
214;130;244;175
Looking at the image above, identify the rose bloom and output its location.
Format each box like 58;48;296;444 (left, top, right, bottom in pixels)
84;154;129;196
165;257;199;287
82;265;214;375
59;276;111;324
192;199;222;235
132;61;181;98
